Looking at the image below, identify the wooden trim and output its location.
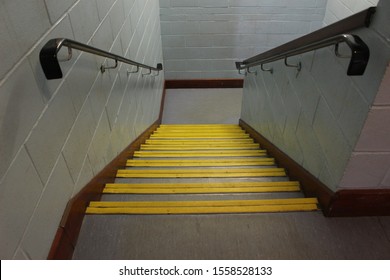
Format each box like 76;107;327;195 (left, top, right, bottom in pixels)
165;79;244;89
328;189;390;217
47;228;73;260
159;81;167;122
240;119;390;217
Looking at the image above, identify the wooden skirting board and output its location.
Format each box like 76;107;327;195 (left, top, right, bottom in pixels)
239;119;390;217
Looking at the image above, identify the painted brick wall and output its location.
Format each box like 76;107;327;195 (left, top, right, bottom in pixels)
323;0;379;25
339;0;390;189
0;0;164;259
240;0;390;191
160;0;327;79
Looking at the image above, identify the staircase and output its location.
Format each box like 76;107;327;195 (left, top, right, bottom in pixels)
86;124;319;215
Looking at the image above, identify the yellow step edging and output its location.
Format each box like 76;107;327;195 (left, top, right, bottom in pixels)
116;167;286;178
86;198;319;214
149;135;251;139
133;150;267;157
140;143;260;150
105;181;300;189
145;139;255;144
126;158;275;167
103;180;300;194
159;124;241;128
104;181;301;193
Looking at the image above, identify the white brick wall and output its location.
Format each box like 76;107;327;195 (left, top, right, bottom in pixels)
160;0;327;79
0;0;164;259
323;0;379;25
241;0;390;191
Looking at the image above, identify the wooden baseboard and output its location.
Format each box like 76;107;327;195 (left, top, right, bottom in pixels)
328;189;390;216
165;79;244;89
239;119;390;217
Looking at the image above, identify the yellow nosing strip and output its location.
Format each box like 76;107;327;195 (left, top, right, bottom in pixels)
116;171;286;178
126;158;275;167
150;135;251;139
90;198;318;207
140;145;260;151
103;186;300;194
142;143;258;148
105;181;300;189
133;150;267;157
118;167;284;175
104;181;301;193
159;124;240;128
145;139;255;144
86;204;318;214
151;133;249;137
86;198;319;214
156;127;244;131
155;130;245;134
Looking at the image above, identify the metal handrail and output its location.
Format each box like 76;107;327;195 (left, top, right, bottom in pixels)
236;34;369;75
40;38;163;80
236;7;375;76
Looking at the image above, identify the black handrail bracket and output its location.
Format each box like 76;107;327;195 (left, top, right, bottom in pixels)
40;39;64;79
39;38;163;80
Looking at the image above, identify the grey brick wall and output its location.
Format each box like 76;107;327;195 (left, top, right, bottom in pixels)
241;0;390;191
0;0;164;259
324;0;379;25
160;0;327;79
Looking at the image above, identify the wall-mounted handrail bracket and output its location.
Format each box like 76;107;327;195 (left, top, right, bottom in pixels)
58;46;72;62
152;63;163;77
247;67;257;76
127;65;139;76
335;43;351;58
284;57;302;72
235;62;247;76
39;38;163;80
142;68;152;77
261;64;273;74
239;69;247;76
100;59;118;73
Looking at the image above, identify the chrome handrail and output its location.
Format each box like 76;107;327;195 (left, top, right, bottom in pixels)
40;38;163;80
236;7;375;76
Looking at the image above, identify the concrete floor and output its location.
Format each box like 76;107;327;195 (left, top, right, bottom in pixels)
73;88;390;260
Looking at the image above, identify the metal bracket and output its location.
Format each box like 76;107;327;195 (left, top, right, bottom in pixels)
335;43;352;58
247;67;257;75
141;68;152;77
284;57;302;71
100;59;118;73
237;68;247;76
127;65;139;76
152;70;160;77
58;46;72;62
261;64;273;74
